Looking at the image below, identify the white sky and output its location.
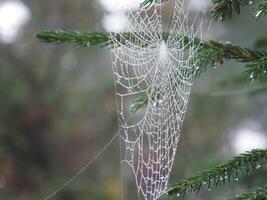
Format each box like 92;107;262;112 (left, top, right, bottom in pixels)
232;121;267;154
100;0;143;12
0;0;30;43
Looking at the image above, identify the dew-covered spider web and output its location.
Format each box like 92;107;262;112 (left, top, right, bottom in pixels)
107;0;207;199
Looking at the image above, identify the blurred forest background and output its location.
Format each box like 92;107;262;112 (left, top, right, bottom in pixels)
0;0;266;200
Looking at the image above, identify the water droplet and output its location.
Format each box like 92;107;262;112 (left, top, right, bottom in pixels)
208;188;211;191
250;72;254;79
249;1;252;5
235;177;238;181
220;177;223;181
225;176;228;179
203;181;207;185
264;70;267;74
177;193;180;197
256;165;261;169
86;42;90;47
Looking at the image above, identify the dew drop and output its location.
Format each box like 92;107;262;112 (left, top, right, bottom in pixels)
177;193;180;197
256;165;261;169
249;1;252;5
250;72;254;79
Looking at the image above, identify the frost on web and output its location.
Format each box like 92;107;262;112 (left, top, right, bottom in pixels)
107;0;207;199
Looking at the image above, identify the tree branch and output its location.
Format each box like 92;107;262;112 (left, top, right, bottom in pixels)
229;184;267;200
254;0;267;18
167;149;267;199
36;30;267;111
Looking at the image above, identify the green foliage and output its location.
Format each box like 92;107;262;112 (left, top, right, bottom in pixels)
167;149;267;199
245;57;267;81
37;30;267;112
36;1;267;199
141;0;168;8
141;0;267;20
36;31;267;81
255;0;267;18
211;0;251;20
211;0;267;20
254;37;267;49
230;185;267;200
36;31;111;47
130;93;149;113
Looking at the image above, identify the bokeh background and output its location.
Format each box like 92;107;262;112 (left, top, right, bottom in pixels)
0;0;266;200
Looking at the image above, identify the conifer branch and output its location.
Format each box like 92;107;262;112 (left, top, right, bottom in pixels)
36;31;267;64
141;0;168;8
245;57;267;81
119;0;267;20
36;31;111;47
254;37;267;49
37;30;267;111
254;0;267;18
211;0;251;21
167;149;267;199
229;185;267;200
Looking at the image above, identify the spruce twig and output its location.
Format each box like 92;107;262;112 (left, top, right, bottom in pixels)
211;0;251;21
37;30;267;112
229;184;267;200
36;30;267;63
167;149;267;199
254;0;267;18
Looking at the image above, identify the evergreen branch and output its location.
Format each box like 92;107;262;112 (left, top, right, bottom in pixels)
245;57;267;81
36;31;111;47
167;149;267;199
211;0;267;20
211;0;251;21
201;40;266;62
36;31;267;111
229;185;267;200
254;0;267;18
254;37;267;49
36;31;189;48
141;0;168;8
36;30;170;48
36;31;267;63
131;41;267;111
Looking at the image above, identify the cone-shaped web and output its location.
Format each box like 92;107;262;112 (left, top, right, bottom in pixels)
107;0;206;199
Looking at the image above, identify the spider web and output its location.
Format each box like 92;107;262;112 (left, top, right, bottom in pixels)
107;1;206;199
